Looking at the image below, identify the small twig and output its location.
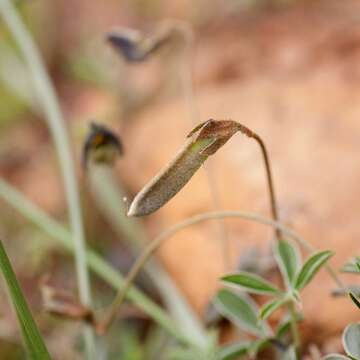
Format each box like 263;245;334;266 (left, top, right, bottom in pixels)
96;210;341;334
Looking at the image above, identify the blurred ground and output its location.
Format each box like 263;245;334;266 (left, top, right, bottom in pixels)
2;0;360;357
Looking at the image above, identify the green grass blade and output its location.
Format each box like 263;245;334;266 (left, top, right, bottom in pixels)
0;240;51;359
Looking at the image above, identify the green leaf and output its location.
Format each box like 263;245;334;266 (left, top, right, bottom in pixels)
213;289;264;336
0;240;51;359
341;258;360;274
259;297;288;321
222;272;281;296
349;293;360;310
276;319;292;339
275;313;303;340
218;341;251;360
249;338;272;358
341;262;360;274
323;355;350;360
295;250;334;291
274;239;301;288
343;323;360;359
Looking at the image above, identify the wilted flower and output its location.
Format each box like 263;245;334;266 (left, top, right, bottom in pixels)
82;122;123;169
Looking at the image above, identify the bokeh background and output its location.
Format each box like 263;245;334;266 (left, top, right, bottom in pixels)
1;0;360;358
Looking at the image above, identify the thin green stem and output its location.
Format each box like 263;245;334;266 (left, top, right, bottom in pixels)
0;0;93;356
97;209;337;333
234;123;281;240
235;122;302;357
288;301;300;359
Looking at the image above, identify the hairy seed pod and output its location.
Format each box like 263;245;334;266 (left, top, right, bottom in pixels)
128;119;240;217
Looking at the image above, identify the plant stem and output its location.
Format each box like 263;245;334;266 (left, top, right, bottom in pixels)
177;21;231;270
0;177;345;340
96;210;320;333
0;179;193;346
288;301;300;359
0;0;94;356
235;123;281;240
88;167;207;347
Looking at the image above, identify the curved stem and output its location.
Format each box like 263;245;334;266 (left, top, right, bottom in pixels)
96;209;342;333
235;123;281;240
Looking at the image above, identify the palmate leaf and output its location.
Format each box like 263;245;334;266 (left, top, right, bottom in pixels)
222;272;281;296
213;289;265;336
0;240;51;359
274;239;301;288
294;250;334;291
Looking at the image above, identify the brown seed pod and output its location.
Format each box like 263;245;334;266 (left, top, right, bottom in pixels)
127;119;240;217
